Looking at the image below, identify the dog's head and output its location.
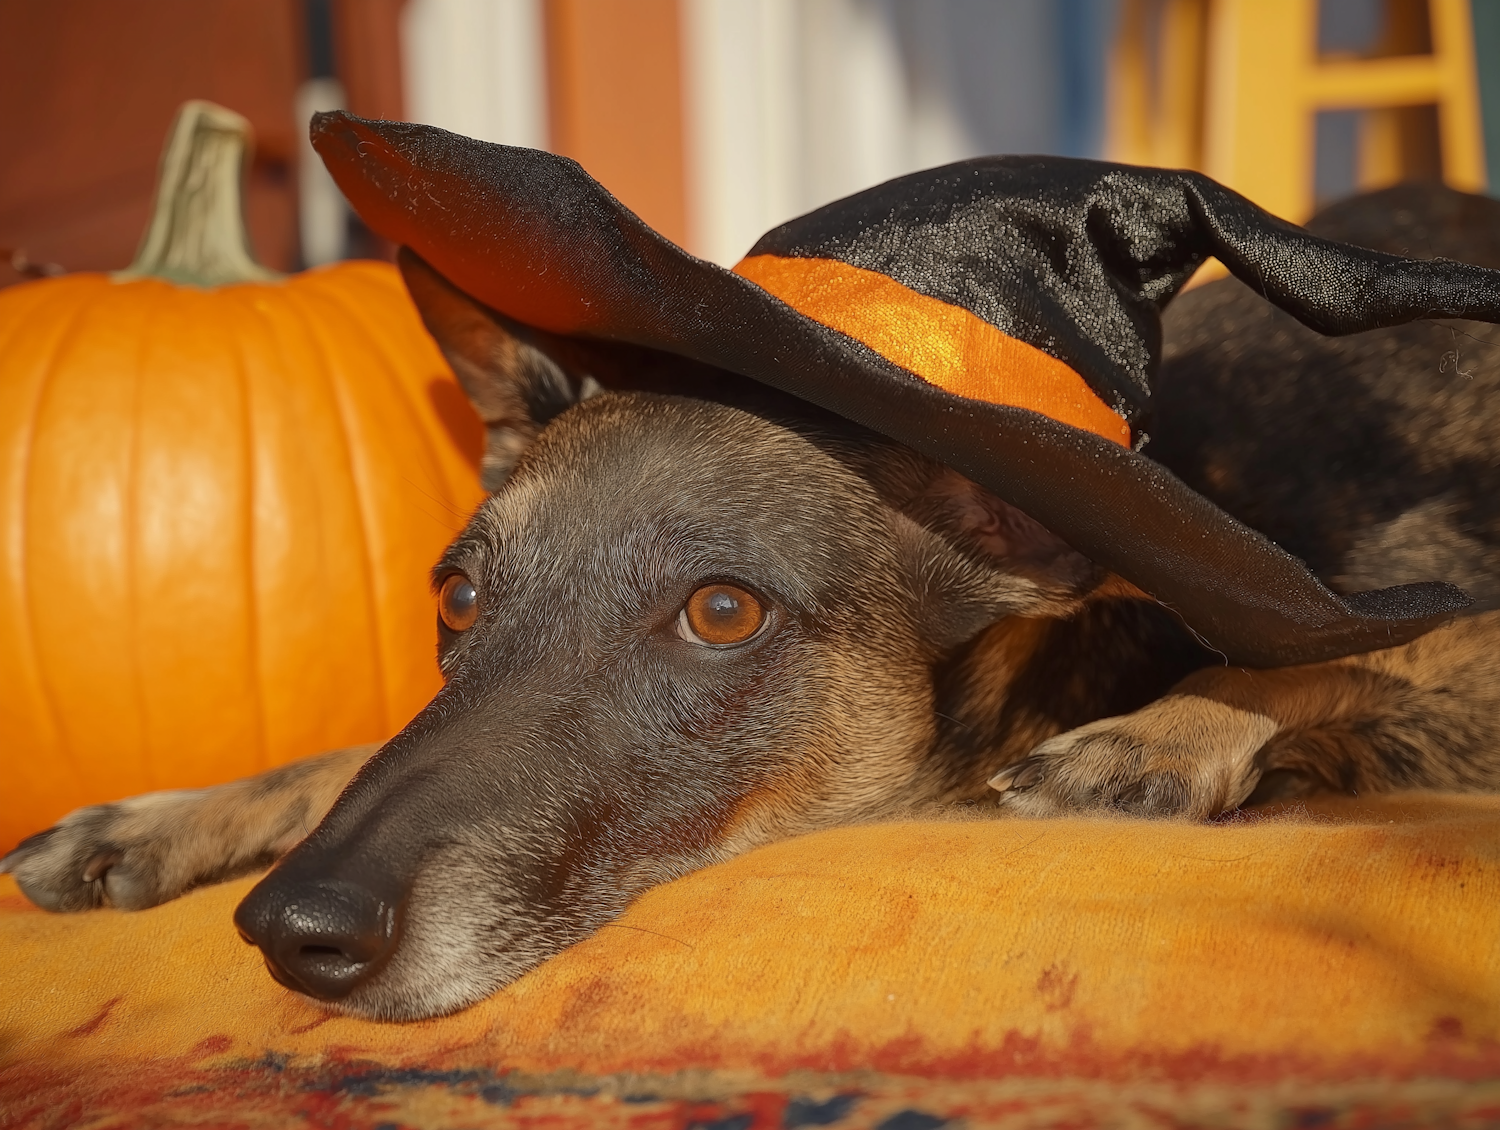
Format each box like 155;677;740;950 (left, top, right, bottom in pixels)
233;254;1108;1020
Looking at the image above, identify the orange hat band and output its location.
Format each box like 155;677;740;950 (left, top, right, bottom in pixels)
734;254;1131;447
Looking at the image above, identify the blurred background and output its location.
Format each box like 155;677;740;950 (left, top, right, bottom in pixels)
2;0;1499;283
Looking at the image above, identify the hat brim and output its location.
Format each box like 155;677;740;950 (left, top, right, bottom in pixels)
311;112;1468;667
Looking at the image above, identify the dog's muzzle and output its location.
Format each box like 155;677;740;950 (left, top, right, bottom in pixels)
233;876;404;1001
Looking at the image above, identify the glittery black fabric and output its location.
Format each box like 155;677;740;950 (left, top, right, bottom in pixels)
751;157;1500;421
311;112;1486;667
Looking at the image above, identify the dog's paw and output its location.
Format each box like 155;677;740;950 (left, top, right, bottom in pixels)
987;694;1276;819
0;791;207;911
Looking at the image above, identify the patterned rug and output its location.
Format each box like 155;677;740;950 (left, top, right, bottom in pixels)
5;795;1500;1129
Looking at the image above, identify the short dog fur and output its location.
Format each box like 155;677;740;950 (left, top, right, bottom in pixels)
6;184;1500;1021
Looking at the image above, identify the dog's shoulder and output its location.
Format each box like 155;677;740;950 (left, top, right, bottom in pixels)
1152;184;1500;608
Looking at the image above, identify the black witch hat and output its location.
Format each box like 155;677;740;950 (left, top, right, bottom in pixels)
310;112;1498;668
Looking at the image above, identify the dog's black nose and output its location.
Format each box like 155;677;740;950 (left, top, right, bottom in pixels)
233;876;403;1001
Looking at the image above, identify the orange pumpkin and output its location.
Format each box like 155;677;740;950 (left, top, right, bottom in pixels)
0;102;486;850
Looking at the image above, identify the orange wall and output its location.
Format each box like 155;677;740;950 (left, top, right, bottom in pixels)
0;0;305;279
332;0;406;123
545;0;690;249
0;1;693;283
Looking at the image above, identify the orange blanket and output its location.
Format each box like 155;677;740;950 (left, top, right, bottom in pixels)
4;795;1500;1128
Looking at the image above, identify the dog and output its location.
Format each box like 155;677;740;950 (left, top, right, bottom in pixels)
5;182;1500;1023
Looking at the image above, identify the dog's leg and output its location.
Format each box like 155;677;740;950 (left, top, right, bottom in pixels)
990;611;1500;818
1;746;372;911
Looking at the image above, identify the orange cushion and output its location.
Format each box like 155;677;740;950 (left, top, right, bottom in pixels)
4;794;1500;1127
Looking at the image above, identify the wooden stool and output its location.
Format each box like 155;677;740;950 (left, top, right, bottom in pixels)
1108;0;1487;224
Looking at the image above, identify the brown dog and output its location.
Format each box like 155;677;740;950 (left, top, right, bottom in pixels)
5;183;1500;1022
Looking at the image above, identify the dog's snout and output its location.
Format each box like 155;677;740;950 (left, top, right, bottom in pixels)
233;877;403;1002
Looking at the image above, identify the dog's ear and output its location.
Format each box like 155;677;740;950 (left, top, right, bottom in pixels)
399;249;602;490
893;465;1108;648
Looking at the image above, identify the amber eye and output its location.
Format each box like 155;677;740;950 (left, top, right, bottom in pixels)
438;573;478;632
679;583;765;646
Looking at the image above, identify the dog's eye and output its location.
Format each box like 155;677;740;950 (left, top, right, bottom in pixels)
438;573;478;632
679;583;765;646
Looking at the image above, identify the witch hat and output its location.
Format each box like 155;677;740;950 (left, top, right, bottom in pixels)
310;112;1497;668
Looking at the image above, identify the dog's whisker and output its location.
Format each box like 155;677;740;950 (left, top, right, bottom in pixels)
934;711;973;733
597;923;694;949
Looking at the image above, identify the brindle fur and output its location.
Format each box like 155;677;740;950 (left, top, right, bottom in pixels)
5;184;1500;1021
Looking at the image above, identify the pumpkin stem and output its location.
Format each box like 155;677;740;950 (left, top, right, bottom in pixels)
116;100;283;287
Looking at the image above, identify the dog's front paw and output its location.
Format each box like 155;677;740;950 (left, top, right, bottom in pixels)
987;694;1277;819
0;791;207;912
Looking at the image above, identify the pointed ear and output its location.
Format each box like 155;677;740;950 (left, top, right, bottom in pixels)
399;248;601;490
892;465;1110;648
919;470;1100;590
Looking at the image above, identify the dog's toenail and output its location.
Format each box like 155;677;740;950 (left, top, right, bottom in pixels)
989;761;1043;793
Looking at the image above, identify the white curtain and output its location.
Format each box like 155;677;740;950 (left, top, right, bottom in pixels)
401;0;548;150
683;0;1115;266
